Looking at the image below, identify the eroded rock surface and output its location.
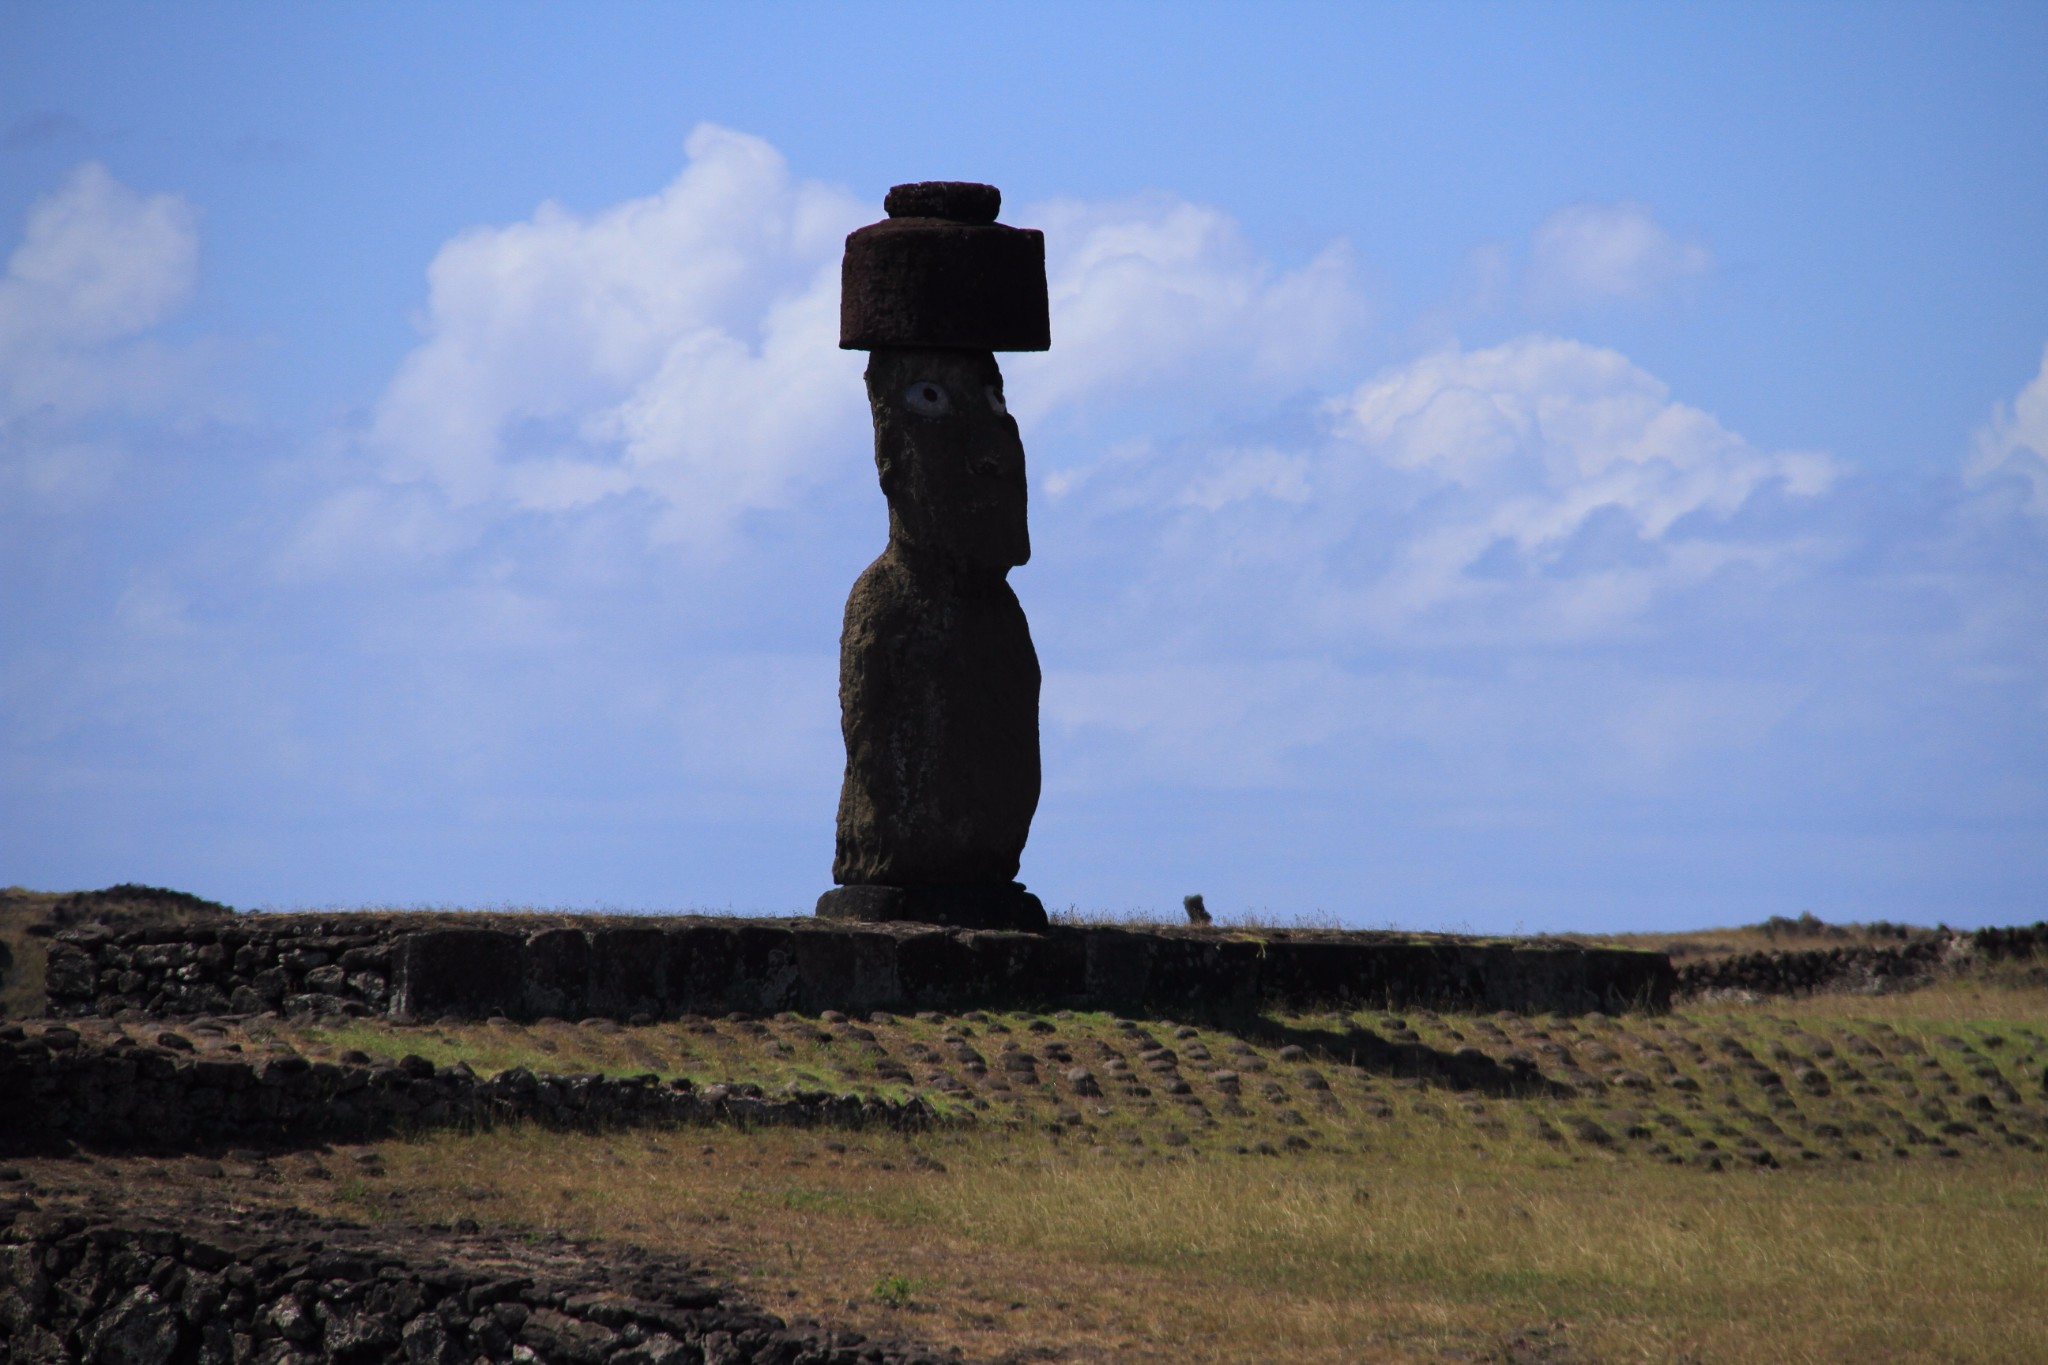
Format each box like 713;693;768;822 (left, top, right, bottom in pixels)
821;183;1053;931
0;1197;948;1365
829;347;1041;907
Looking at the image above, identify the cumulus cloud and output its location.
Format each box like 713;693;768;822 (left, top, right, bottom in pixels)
0;163;204;507
0;162;200;420
1176;446;1311;512
1317;336;1836;635
1048;334;1837;651
348;135;1371;562
363;123;870;545
325;142;1849;808
1044;658;1375;790
1523;201;1710;310
1009;193;1365;419
1021;330;1850;806
1043;657;1810;796
1969;346;2048;519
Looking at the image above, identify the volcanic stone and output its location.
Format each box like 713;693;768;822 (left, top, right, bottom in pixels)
840;182;1048;353
820;345;1045;930
882;181;1001;223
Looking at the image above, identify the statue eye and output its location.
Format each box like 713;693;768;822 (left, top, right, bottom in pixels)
984;384;1007;415
903;381;952;417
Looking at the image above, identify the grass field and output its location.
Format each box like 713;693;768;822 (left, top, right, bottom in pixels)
8;894;2045;1361
179;981;2046;1364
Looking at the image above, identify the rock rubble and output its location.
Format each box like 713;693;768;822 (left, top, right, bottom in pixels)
0;1201;951;1364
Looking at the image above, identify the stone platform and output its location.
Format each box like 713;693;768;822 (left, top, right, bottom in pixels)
44;914;1674;1021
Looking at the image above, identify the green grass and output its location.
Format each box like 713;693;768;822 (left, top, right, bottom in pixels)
304;1095;2047;1364
170;978;2040;1363
12;899;2045;1362
254;989;2048;1177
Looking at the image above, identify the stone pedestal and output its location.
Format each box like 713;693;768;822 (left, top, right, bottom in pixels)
815;882;1048;932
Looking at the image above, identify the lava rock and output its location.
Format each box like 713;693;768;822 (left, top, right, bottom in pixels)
823;345;1045;929
840;183;1047;353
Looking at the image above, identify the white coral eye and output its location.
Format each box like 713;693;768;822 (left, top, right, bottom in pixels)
984;384;1007;415
903;381;951;417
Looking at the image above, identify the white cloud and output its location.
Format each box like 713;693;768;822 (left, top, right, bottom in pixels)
0;162;197;356
1523;201;1710;310
347;135;1372;563
1017;328;1866;808
1045;658;1370;789
0;163;203;486
1041;333;1837;665
363;123;869;544
1602;676;1807;775
1176;446;1310;511
1319;336;1835;635
1007;193;1366;420
1969;345;2048;519
277;482;481;581
1043;656;1807;798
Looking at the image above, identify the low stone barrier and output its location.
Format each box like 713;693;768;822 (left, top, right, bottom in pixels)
42;915;1675;1022
1970;923;2048;960
0;1024;940;1156
1673;924;2047;1000
0;1201;947;1365
41;917;400;1021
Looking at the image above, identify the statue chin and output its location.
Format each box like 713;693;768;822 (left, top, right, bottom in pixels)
892;515;1029;575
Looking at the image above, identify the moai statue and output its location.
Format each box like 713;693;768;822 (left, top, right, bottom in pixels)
816;182;1051;932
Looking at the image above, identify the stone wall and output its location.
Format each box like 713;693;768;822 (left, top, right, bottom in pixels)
42;918;398;1021
1;1023;939;1156
0;1202;946;1365
1673;924;2048;1000
42;915;1675;1023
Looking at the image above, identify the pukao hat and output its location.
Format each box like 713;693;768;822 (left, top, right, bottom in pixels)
839;182;1050;352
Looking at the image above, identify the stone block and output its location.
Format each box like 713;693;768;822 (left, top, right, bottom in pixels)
816;883;1048;932
1131;933;1264;1011
588;929;671;1019
1584;946;1677;1012
666;924;801;1016
791;928;901;1013
523;929;590;1020
389;930;524;1019
1081;929;1157;1007
888;926;1081;1009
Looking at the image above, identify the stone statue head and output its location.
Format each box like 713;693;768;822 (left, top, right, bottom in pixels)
865;347;1030;570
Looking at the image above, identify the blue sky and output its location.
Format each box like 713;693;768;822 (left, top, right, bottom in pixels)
3;2;2044;929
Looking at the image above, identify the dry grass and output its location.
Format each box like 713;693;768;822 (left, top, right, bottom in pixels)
1047;905;1348;931
2;884;236;1018
0;890;59;1019
184;980;2045;1364
11;888;2046;1362
305;1109;2048;1364
1688;980;2048;1030
1568;916;1941;963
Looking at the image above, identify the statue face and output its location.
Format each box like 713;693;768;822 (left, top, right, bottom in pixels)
865;348;1030;569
